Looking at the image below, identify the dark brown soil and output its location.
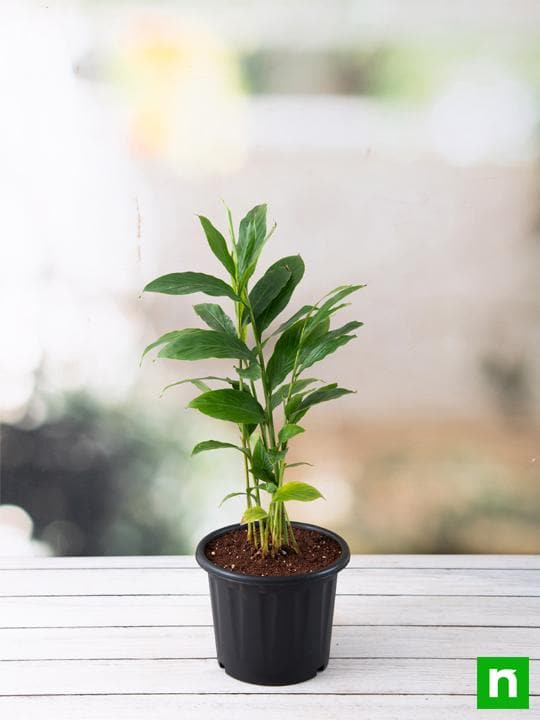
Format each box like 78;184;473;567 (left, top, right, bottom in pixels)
204;526;342;576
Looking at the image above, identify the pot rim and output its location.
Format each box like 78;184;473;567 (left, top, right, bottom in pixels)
195;521;350;584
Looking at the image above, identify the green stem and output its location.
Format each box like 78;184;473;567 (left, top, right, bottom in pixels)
245;300;278;451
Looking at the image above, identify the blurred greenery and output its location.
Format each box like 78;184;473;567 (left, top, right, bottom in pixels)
241;41;540;102
338;423;540;553
1;392;195;555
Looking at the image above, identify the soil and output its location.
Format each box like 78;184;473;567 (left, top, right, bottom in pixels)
204;526;342;576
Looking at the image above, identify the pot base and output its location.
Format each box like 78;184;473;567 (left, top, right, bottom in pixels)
219;663;319;686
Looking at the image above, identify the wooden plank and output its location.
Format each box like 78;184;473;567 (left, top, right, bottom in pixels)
1;554;538;570
1;568;538;597
0;694;538;720
1;625;539;661
1;658;539;695
1;593;539;629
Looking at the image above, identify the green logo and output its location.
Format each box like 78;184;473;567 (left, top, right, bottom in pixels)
477;657;529;709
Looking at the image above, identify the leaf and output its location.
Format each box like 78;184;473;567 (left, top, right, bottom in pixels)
285;461;314;468
241;505;268;524
251;437;275;483
198;215;235;276
160;376;234;396
278;423;305;444
258;481;278;494
284;393;303;419
244;423;258;437
325;320;363;339
266;321;304;389
248;264;291;327
303;316;330;346
144;272;239;301
271;304;313;338
157;329;254;362
270;378;320;409
318;284;366;314
301;303;349;344
141;330;184;364
251;256;305;332
192;440;248;456
194;303;236;336
267;448;288;462
299;383;354;407
189;389;266;424
272;481;324;503
219;490;256;508
292;378;322;392
267;320;361;390
236;204;267;284
299;331;359;372
300;334;354;371
289;384;355;422
235;362;261;381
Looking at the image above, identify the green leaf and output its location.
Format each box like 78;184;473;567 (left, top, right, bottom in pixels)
251;256;305;332
303;316;330;346
194;303;236;336
197;215;235;276
191;380;211;392
272;481;324;503
266;321;304;389
219;490;255;507
318;284;366;314
241;505;268;524
189;389;266;424
271;304;313;338
267;448;288;462
244;423;258;437
270;378;320;409
235;362;261;381
251;437;275;483
301;302;349;344
278;423;305;444
299;325;361;371
192;440;248;456
258;481;278;494
248;265;291;327
303;320;360;357
267;319;361;390
157;329;254;362
289;383;355;422
144;272;239;301
285;461;314;468
160;376;234;396
300;334;354;371
236;204;267;284
141;330;184;364
284;393;303;419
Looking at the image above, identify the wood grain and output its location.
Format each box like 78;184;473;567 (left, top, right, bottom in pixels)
1;567;538;597
0;694;537;720
1;554;538;718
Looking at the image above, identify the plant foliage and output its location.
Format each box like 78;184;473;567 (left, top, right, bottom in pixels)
142;204;364;555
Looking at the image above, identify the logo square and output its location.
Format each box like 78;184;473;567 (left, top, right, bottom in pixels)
477;657;529;709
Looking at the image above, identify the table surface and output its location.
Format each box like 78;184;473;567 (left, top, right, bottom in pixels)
0;554;538;719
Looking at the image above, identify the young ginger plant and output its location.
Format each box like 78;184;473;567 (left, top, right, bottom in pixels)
142;204;363;556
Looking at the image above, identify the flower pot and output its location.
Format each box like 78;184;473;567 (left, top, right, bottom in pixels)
195;521;350;685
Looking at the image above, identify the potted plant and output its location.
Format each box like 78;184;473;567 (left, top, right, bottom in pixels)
142;203;363;685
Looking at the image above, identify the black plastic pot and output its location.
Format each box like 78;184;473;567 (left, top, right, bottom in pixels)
195;521;350;685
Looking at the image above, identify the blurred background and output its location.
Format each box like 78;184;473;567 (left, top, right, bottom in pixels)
0;0;539;557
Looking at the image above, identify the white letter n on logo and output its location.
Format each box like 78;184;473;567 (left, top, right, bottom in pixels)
489;668;518;698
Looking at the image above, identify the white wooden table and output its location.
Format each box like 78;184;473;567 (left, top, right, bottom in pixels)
0;555;538;719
